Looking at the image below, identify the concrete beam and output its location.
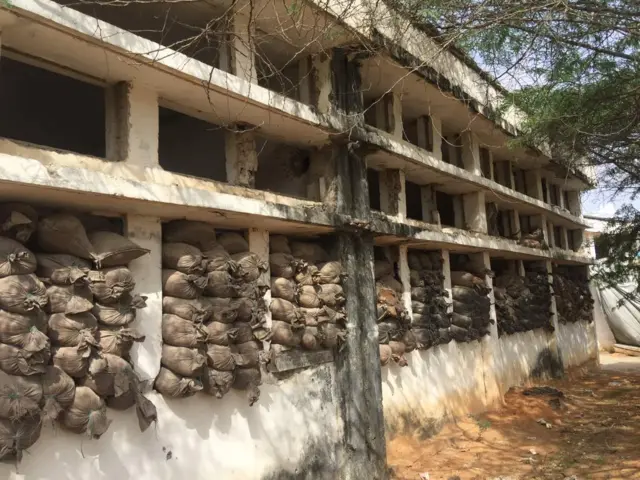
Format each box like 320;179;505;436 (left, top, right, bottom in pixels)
463;191;488;234
225;128;259;187
461;132;481;176
105;82;159;166
379;169;406;220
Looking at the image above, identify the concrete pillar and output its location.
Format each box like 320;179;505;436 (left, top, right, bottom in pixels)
559;227;569;250
126;215;162;381
398;245;413;316
105;82;159;165
463;191;488;234
227;10;256;84
453;196;465;229
441;250;452;313
307;146;336;203
468;252;497;338
546;260;564;376
416;116;432;152
430;114;443;161
461;132;481;176
530;214;549;245
225;128;258;187
312;53;332;114
510;210;521;239
517;260;526;277
298;56;313;105
547;221;556;248
387;91;403;138
557;186;566;209
566;190;582;216
571;229;586;253
525;168;544;200
247;229;271;350
379;169;406;221
420;185;439;225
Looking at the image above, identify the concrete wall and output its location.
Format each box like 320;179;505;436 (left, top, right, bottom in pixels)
557;320;598;369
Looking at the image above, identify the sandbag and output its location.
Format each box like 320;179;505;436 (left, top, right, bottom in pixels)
269;320;302;347
162;296;211;323
98;326;145;357
450;271;486;288
0;203;38;243
161;345;205;377
295;265;320;286
89;231;149;268
105;388;156;433
451;286;483;303
80;354;135;398
40;365;75;421
403;330;417;352
270;298;301;323
269;253;298;279
162;314;207;348
297;285;322;308
451;312;473;329
300;307;331;326
231;252;267;282
162;269;207;299
270;235;291;254
89;267;135;304
319;323;345;349
92;293;146;326
316;284;345;308
232;341;260;368
379;344;393;366
232;367;261;396
217;232;249;254
377;320;402;344
205;344;236;371
38;214;95;260
0;417;42;461
234;322;255;344
0;343;49;376
411;287;430;303
36;253;91;286
409;270;424;288
450;324;470;342
231;297;257;322
202;368;234;398
0;237;36;278
204;271;239;298
154;367;203;398
0;310;49;353
162;242;206;275
48;312;98;348
52;344;99;378
271;277;297;302
0;371;42;421
203;243;235;273
412;327;435;347
0;274;47;314
163;220;217;249
316;261;344;284
203;297;242;323
378;275;403;295
46;283;93;315
290;242;328;264
374;260;393;280
389;340;406;357
299;327;320;350
205;321;238;346
60;386;111;438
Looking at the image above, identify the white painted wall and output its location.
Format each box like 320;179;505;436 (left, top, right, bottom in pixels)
557;320;598;369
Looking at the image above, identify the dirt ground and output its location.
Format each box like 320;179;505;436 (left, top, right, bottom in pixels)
387;353;640;479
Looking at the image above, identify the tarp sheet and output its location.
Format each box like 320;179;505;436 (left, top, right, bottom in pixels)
595;282;640;347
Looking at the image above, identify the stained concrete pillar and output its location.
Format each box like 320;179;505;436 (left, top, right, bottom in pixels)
525;168;544;200
559;226;569;250
463;191;488;234
398;245;413;316
105;82;159;165
225;128;258;187
570;229;586;253
547;221;556;248
379;169;406;220
310;52;333;114
307;146;337;203
566;190;582;216
387;90;403;138
420;185;439;225
220;9;256;84
557;186;566;209
468;252;498;337
441;250;452;313
248;229;271;350
126;215;162;381
461;132;481;176
530;214;549;245
546;260;564;376
416;115;432;153
453;196;465;229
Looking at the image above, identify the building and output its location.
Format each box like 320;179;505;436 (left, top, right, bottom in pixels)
0;0;596;478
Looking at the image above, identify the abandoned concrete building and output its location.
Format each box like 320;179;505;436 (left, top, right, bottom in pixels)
0;0;596;478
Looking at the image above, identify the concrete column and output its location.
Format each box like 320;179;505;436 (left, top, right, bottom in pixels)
546;261;564;376
307;146;336;203
387;91;403;138
420;185;439;225
312;53;332;114
530;214;549;245
430;114;443;161
453;196;465;229
511;210;521;239
547;221;556;248
468;252;497;338
105;82;159;165
517;260;526;277
416;116;432;152
525;168;544;200
557;186;566;209
229;11;257;84
461;132;481;176
225;128;258;187
559;227;569;250
398;245;413;316
441;250;452;313
379;169;406;221
298;56;313;105
247;229;271;351
463;191;488;234
571;229;586;253
566;190;582;216
126;215;162;381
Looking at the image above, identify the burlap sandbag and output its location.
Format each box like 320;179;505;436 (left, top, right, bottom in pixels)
0;343;49;376
217;232;249;254
270;298;301;324
451;312;473;329
162;242;206;275
319;323;345;349
40;365;75;421
316;261;344;285
297;285;323;308
202;368;234;398
0;310;48;353
0;203;37;244
196;297;239;323
301;327;323;350
104;388;157;432
270;235;291;254
450;271;486;289
377;320;402;344
162;314;207;348
154;367;203;398
92;293;146;326
232;341;260;368
52;344;100;378
316;284;345;308
162;296;212;323
378;275;403;294
295;264;320;286
38;214;95;260
451;286;486;303
162;269;206;300
89;231;149;268
299;307;327;326
403;329;417;352
409;270;424;288
0;237;36;278
412;327;436;348
98;326;145;357
0;371;42;421
161;345;205;377
231;252;267;282
60;386;111;438
205;344;236;371
80;353;134;398
204;271;239;298
411;287;431;303
204;321;238;346
48;312;98;348
46;283;94;315
0;274;47;314
271;277;297;302
269;253;298;279
374;260;393;280
36;253;91;285
232;367;261;391
290;242;328;264
234;322;254;343
449;324;470;342
379;344;393;366
203;243;236;273
88;267;135;304
230;297;256;322
0;416;42;461
163;220;217;250
269;320;303;347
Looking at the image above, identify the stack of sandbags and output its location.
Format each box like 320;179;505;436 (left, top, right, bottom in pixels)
450;269;492;342
408;251;451;350
494;271;552;335
0;206;49;460
374;258;411;367
494;273;523;335
522;269;554;331
554;268;594;324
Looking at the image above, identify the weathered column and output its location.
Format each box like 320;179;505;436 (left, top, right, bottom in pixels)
559;226;570;250
566;190;582;216
105;82;159;165
298;56;313;105
525;168;544;200
247;229;271;350
225;127;258;187
547;221;556;248
420;185;439;225
453;196;465;229
441;250;453;313
398;245;413;315
461;131;481;176
416;115;434;154
546;260;564;376
530;214;550;245
463;191;488;234
219;9;256;84
379;169;406;221
312;53;333;114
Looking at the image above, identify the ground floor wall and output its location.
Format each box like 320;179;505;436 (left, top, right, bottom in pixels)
557;320;598;369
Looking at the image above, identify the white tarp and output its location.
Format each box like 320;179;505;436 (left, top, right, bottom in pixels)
595;281;640;347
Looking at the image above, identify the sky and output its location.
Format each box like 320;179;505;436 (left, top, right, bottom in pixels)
582;189;640;218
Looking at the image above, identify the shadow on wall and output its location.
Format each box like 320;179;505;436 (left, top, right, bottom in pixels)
557;320;598;369
0;365;341;480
